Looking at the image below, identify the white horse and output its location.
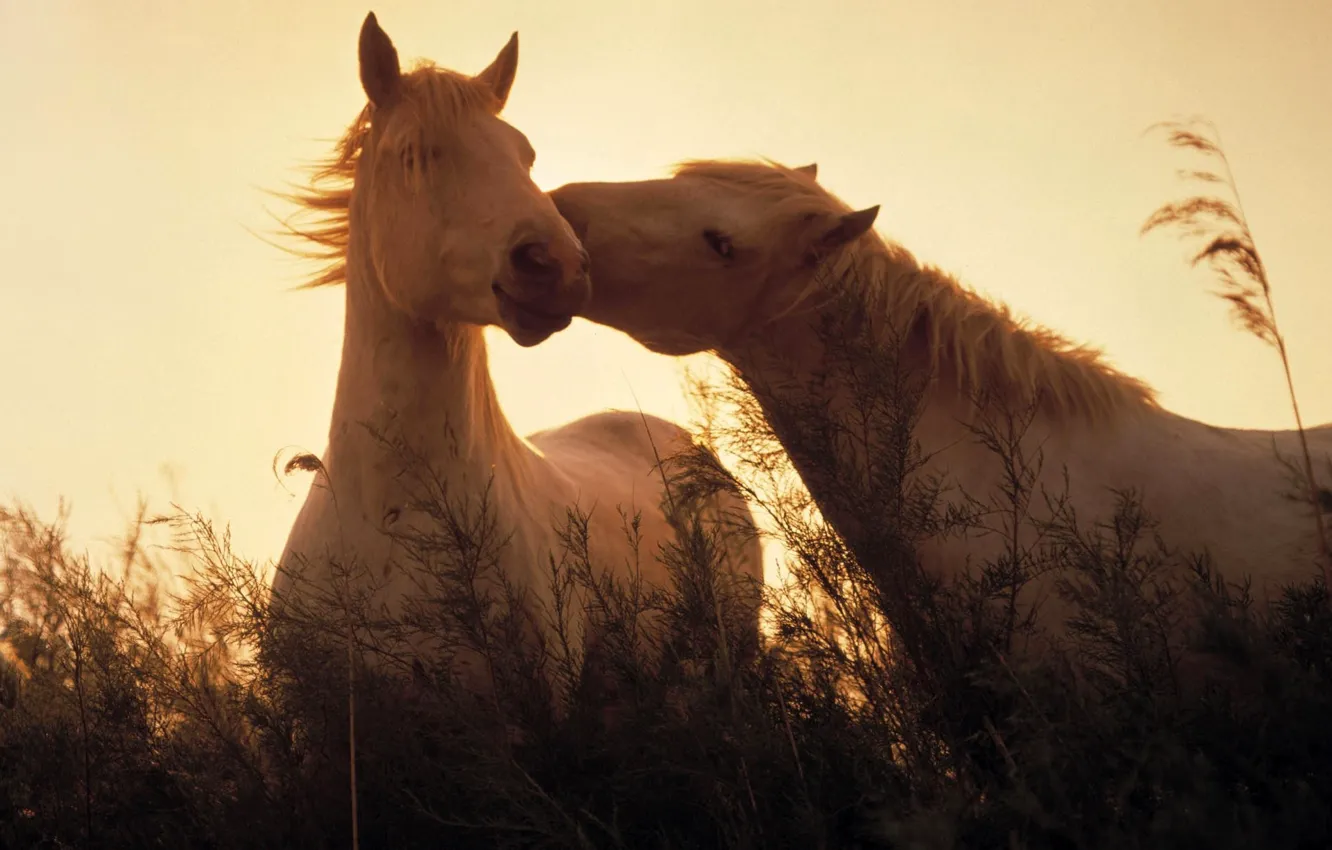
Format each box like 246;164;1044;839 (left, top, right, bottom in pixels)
551;159;1332;638
273;15;761;689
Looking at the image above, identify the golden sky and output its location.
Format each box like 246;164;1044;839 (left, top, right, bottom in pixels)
2;0;1330;568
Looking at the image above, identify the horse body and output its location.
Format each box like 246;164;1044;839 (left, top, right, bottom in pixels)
736;312;1328;627
274;16;761;687
552;159;1329;635
528;409;705;573
924;408;1330;625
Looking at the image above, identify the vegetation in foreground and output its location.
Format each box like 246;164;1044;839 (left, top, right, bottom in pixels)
3;120;1330;850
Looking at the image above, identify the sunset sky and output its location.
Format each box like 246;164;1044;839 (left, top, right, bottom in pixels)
2;0;1330;574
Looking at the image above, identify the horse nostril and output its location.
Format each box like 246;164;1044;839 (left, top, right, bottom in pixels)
510;241;560;283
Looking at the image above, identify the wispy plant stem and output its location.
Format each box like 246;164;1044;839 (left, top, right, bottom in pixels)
73;635;94;847
348;620;360;850
1144;118;1331;600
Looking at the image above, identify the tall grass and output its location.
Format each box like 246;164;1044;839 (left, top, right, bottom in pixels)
1141;117;1331;597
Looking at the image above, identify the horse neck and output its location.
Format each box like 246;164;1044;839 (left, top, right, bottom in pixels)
325;245;531;510
721;246;1106;547
724;244;961;447
721;305;936;552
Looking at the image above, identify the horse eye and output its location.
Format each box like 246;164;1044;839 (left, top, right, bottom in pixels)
703;229;733;259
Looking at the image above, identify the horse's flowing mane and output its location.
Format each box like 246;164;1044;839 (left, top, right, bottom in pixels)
844;247;1159;421
676;159;1160;423
273;63;499;289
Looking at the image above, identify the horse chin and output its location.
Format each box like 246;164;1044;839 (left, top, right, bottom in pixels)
493;285;573;347
503;319;570;348
638;332;708;357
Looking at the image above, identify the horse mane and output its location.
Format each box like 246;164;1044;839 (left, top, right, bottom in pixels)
272;62;499;289
846;249;1160;422
676;159;1160;423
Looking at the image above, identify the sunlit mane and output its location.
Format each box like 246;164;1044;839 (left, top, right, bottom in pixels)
272;63;499;289
678;159;1160;422
840;248;1160;421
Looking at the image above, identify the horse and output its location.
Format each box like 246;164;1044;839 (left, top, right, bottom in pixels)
550;158;1332;645
272;15;762;697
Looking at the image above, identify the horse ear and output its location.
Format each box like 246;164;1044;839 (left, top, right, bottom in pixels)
358;12;401;107
477;32;520;108
817;206;879;253
794;163;818;179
